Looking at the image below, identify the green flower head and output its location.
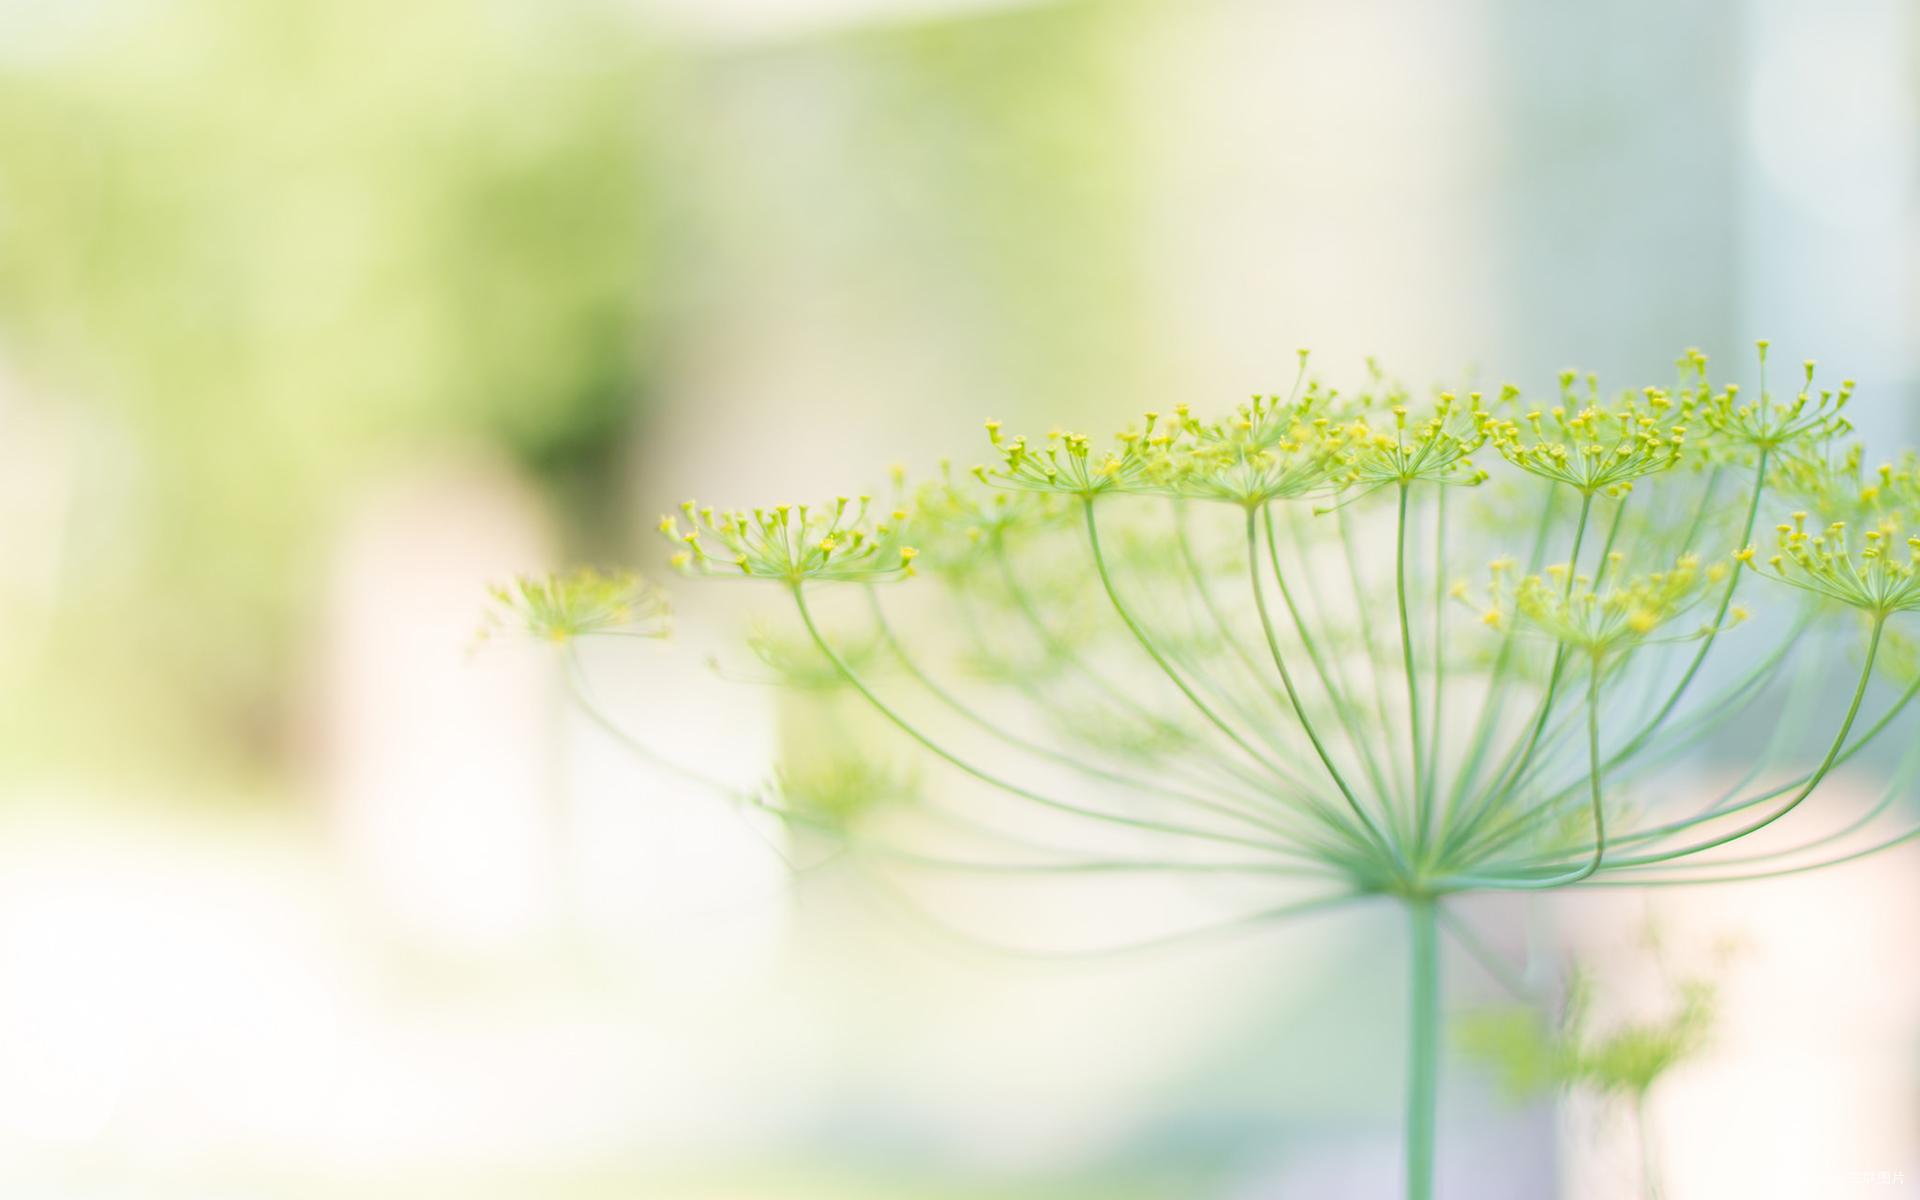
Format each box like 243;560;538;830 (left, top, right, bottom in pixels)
485;568;670;644
910;466;1065;575
1488;374;1691;496
1328;385;1490;496
1141;392;1341;506
1742;511;1920;616
661;495;919;584
1505;554;1730;656
1701;341;1853;455
980;415;1171;498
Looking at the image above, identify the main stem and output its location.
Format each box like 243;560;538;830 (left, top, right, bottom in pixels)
1406;896;1441;1200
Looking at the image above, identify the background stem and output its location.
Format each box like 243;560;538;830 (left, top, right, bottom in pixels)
1635;1091;1664;1200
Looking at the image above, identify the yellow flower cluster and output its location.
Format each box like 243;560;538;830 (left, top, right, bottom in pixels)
1487;376;1690;496
660;495;918;584
1332;389;1491;495
1743;511;1920;616
1701;342;1853;452
1493;554;1729;655
485;567;669;643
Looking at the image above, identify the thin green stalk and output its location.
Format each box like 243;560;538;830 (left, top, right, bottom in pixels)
1606;614;1885;867
1244;507;1404;871
1339;503;1413;802
992;538;1222;753
1588;491;1630;589
1446;485;1560;813
1437;651;1609;890
1421;486;1447;855
1176;504;1300;703
1462;634;1826;866
1262;506;1399;810
863;589;1323;848
792;583;1315;856
953;578;1314;805
1683;726;1920;868
862;869;1360;965
1581;816;1920;887
1396;484;1427;850
1635;1093;1664;1200
1593;645;1919;854
1610;448;1771;761
563;648;740;798
1475;493;1627;816
1464;608;1828;865
1285;503;1389;746
1442;489;1595;858
1405;896;1441;1200
1083;498;1339;809
1436;906;1533;1002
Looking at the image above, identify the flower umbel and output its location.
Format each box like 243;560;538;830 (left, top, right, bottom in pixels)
485;568;669;643
1507;554;1728;656
1488;374;1691;496
1702;341;1853;453
661;495;918;583
1332;385;1491;496
1744;511;1920;615
508;345;1920;1200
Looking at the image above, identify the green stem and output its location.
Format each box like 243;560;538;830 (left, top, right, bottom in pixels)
1435;651;1609;890
864;589;1317;846
792;584;1301;855
1262;506;1399;810
563;648;742;799
1436;906;1533;1002
1446;485;1559;812
1340;503;1413;802
1406;896;1441;1200
1176;504;1297;701
1422;486;1447;853
1442;489;1594;859
1607;613;1885;867
1610;448;1771;761
1083;498;1331;805
1244;507;1403;870
1397;484;1426;850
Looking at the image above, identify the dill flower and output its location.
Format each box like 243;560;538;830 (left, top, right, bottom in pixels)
910;467;1065;577
507;343;1920;1200
765;754;918;828
1508;554;1728;656
981;416;1169;496
485;568;669;643
1487;375;1690;496
1331;386;1490;496
660;495;918;583
1140;393;1341;505
1701;341;1853;452
1743;511;1920;616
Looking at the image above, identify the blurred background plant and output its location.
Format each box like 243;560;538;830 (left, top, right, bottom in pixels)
1458;919;1732;1200
0;0;1917;1197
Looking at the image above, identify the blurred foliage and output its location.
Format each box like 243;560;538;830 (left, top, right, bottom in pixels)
1456;933;1723;1197
0;0;663;781
690;0;1156;441
0;0;1154;790
1455;919;1739;1194
1457;969;1715;1105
